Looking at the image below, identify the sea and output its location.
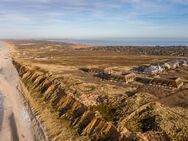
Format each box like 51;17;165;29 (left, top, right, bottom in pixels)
49;38;188;46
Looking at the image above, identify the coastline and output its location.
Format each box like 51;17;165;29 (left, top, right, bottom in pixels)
48;38;188;46
0;41;34;141
5;40;188;140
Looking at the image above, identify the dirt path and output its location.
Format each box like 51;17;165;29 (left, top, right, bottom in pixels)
0;41;34;141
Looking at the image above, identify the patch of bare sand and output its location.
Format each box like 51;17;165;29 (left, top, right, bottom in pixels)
0;41;16;52
0;41;34;141
70;44;94;49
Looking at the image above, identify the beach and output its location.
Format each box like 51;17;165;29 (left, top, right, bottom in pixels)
0;41;34;141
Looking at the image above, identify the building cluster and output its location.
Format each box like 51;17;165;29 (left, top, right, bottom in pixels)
81;58;187;89
81;67;136;83
136;59;188;74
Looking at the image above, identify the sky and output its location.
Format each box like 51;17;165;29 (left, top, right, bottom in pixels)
0;0;188;39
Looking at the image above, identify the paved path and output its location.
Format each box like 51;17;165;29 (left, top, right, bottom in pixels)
0;41;34;141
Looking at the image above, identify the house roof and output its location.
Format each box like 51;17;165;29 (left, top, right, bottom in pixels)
150;77;182;88
122;72;136;77
157;75;179;80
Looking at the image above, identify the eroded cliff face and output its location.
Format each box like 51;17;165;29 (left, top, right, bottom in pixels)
12;60;121;141
12;60;188;141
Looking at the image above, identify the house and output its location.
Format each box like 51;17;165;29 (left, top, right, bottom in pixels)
144;64;164;74
179;60;187;66
104;68;123;75
122;72;136;83
150;76;183;89
144;65;158;74
134;66;148;73
135;77;152;84
104;68;136;83
163;62;171;69
166;61;180;69
89;68;104;74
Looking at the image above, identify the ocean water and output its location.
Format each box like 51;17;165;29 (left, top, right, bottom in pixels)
51;38;188;46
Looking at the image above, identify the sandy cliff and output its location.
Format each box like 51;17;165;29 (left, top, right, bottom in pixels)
12;60;122;141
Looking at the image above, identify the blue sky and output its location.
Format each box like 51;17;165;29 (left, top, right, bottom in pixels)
0;0;188;39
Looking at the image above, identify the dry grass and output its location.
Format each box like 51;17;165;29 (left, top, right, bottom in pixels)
20;81;89;141
8;40;188;140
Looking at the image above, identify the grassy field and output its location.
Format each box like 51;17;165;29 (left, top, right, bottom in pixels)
9;40;188;141
11;40;177;68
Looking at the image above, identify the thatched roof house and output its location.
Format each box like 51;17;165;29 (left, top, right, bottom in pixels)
166;61;180;69
150;76;183;88
89;68;104;74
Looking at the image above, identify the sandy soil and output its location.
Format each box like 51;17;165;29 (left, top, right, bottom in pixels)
70;44;93;49
0;41;34;141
